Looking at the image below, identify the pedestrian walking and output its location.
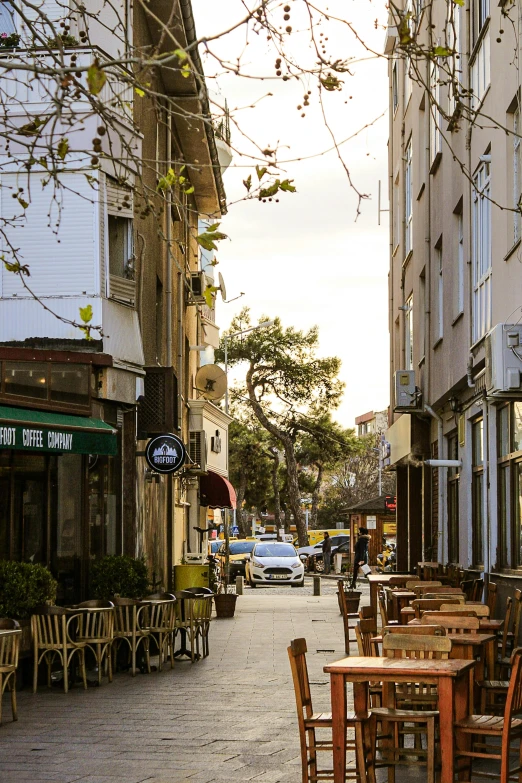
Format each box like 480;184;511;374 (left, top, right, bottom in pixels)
350;527;371;588
322;531;332;574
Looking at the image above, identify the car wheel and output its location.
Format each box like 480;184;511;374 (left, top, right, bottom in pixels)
249;579;257;588
292;580;305;588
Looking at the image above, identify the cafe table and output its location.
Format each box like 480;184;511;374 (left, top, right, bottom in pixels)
324;655;475;783
366;574;415;617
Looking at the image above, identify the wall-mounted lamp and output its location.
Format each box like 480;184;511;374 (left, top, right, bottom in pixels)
449;396;460;413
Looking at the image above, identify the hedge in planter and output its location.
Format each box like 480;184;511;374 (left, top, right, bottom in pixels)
91;555;149;599
0;561;57;620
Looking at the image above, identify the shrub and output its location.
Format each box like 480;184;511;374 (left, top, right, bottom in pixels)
0;561;57;620
47;34;79;48
0;33;20;49
91;555;149;600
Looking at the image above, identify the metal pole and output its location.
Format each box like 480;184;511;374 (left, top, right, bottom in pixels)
224;335;229;415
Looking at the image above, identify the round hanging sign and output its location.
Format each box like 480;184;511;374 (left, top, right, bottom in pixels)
145;433;187;475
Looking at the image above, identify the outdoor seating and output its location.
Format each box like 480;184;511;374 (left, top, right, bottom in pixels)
145;593;177;670
173;590;210;662
112;598;151;676
455;647;522;782
32;605;87;693
71;600;114;685
189;594;213;659
337;581;360;653
369;634;453;783
0;619;21;724
288;637;367;783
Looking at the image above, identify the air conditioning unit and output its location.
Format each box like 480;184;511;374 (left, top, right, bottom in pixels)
188;430;207;473
188;271;211;304
394;370;422;411
485;323;522;396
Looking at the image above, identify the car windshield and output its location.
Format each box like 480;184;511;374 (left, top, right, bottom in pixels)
255;543;296;558
228;541;256;555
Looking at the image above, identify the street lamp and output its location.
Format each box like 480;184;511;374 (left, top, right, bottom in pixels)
223;320;274;414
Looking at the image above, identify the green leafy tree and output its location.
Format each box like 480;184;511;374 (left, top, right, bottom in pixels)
228;418;273;537
218;309;344;547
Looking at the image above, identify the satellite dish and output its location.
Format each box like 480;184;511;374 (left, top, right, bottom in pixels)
195;364;227;401
218;272;227;301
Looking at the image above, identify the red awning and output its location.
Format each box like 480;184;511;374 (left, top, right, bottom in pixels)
200;470;237;510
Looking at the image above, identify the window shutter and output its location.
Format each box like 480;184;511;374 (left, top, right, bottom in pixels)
106;178;133;218
137;367;178;437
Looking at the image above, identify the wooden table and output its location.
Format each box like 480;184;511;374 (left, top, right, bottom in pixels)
389;590;416;622
367;574;415;617
408;617;503;633
324;655;474;783
447;632;496;710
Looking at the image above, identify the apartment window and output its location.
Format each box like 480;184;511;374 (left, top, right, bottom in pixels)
448;2;462;117
514;106;521;245
419;270;426;360
472;160;492;342
108;215;134;279
435;241;443;342
1;361;90;412
447;432;460;563
393;172;400;252
455;207;465;316
429;62;442;168
0;2;16;35
404;56;412;107
471;0;490;107
405;295;413;370
405;139;413;256
497;402;522;569
472;418;484;566
392;61;399;114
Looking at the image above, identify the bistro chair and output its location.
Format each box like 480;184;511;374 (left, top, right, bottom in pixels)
70;600;114;685
338;581;360;653
32;605;87;693
479;598;515;714
144;593;177;670
370;634;452;783
379;591;398;627
190;594;213;659
455;647;522;783
410;582;443;596
112;598;151;676
420;614;480;634
383;624;446;638
0;619;21;724
422;592;466;602
411;598;461;619
183;587;214;596
439;603;490;617
420;586;464;596
173;591;211;662
288;638;369;783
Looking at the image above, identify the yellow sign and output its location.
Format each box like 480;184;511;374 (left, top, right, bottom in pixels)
384;523;397;535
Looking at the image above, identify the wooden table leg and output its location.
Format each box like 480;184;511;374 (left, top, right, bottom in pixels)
370;581;378;618
485;638;495;680
454;670;472;781
331;672;347;783
353;682;374;783
438;676;457;783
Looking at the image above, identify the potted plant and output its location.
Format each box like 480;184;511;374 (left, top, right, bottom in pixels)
0;561;57;654
0;32;20;49
91;555;149;599
213;515;238;618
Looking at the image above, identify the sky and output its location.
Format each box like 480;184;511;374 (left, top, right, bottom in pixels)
192;0;390;429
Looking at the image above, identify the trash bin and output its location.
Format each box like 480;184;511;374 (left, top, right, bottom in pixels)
173;564;210;591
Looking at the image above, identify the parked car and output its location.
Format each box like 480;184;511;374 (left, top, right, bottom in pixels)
216;540;256;582
297;535;351;572
245;541;305;587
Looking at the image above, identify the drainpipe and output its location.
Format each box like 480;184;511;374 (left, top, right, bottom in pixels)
424;403;444;561
483;395;489;578
166;109;173;367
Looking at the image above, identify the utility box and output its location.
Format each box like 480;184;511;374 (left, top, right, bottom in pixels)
486;323;522;397
394;370;420;411
173;564;209;591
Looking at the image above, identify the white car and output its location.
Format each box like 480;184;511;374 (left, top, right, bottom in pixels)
245;541;305;587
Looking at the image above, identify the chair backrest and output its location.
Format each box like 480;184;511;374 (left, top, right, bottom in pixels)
183;587;214;596
420;586;463;595
0;626;20;669
471;578;484;602
422;593;466;602
411;598;460;618
389;576;412;586
512;590;522;646
357;606;373;625
503;648;522;730
409;581;442;594
461;579;474;599
0;619;20;631
355;618;378;656
71;603;115;640
148;597;177;631
440;602;489;616
144;593;176;601
378;591;389;627
486;582;497;615
383;633;452;659
74;600;115;609
287;638;313;724
383;624;446;637
188;594;213;623
420;614;480;633
31;606;68;648
500;597;514;659
405;580;425;589
112;598;148;634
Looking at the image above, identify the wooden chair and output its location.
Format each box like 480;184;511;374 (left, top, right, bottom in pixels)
355;619;382;709
506;589;522;655
370;634;452;783
486;581;498;616
383;624;446;637
338;581;360;654
379;591;398;627
411;598;460;618
479;597;514;713
461;579;474;600
32;605;87;693
420;586;464;596
422;592;466;602
408;581;443;595
359;605;376;621
189;594;213;659
0;619;21;724
471;578;484;602
112;598;151;676
439;603;490;617
455;647;522;783
288;638;369;783
420;614;480;634
71;600;114;685
144;593;177;669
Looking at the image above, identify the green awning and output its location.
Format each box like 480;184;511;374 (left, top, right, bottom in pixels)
0;405;118;456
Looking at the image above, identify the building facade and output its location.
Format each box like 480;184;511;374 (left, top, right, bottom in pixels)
0;1;232;601
355;409;389;438
385;0;522;599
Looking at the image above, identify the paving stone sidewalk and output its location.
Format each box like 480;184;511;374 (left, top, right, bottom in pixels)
0;578;488;783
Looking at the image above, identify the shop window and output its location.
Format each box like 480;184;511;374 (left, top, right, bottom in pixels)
497;402;522;568
472;418;484;566
88;454;121;560
108;215;134;279
1;361;90;412
447;432;459;563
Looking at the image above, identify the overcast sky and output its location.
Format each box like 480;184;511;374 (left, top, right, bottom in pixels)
193;1;390;429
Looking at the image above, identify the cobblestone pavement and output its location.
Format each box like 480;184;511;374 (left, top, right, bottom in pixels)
0;577;487;783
